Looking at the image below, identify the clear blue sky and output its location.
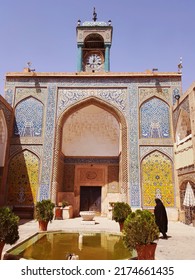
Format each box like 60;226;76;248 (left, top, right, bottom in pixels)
0;0;194;95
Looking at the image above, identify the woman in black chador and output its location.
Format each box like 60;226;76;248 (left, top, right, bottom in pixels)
154;198;168;239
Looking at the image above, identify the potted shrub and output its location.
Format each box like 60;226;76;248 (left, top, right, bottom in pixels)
123;209;160;260
61;200;73;219
54;202;63;220
0;207;19;259
112;202;132;231
35;199;55;231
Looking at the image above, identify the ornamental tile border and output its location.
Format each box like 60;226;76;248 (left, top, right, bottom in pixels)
64;157;119;164
39;85;57;200
57;87;127;117
128;83;140;206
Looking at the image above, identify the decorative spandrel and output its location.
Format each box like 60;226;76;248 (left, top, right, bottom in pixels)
58;88;127;117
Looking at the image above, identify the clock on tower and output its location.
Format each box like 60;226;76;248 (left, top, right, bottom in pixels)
85;52;104;72
76;8;113;72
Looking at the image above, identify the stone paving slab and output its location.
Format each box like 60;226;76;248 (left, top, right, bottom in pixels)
2;217;195;260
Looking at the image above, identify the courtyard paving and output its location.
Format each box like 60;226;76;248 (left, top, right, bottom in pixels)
2;217;195;260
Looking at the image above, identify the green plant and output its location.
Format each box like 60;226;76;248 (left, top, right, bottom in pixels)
35;199;55;222
0;207;19;244
112;202;132;223
123;209;160;251
0;207;20;259
62;200;70;208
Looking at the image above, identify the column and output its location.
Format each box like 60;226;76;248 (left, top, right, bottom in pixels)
104;44;111;72
77;43;83;72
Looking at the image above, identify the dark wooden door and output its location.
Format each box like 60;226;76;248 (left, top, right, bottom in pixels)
80;186;101;212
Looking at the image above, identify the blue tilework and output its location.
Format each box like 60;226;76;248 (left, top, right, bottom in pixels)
4;77;182;206
39;85;56;200
140;98;170;138
128;84;140;207
5;88;14;106
14;97;43;137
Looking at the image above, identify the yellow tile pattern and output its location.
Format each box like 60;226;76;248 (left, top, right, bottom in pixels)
7;150;39;205
142;151;174;207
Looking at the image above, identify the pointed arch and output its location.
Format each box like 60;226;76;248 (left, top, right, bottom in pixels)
6;149;40;206
175;108;191;143
141;150;174;208
84;33;104;47
62;104;120;156
0;110;8;166
140;97;170;138
14;97;44;137
51;96;128;204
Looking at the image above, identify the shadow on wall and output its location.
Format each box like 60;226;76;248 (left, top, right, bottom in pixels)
5;97;43;218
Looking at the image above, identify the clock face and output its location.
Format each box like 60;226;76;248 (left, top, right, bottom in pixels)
85;53;103;71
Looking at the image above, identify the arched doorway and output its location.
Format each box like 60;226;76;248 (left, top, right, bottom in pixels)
51;97;128;216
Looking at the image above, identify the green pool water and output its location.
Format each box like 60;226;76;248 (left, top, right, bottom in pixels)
7;232;132;260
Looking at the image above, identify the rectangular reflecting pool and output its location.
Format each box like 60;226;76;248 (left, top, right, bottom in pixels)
6;231;134;260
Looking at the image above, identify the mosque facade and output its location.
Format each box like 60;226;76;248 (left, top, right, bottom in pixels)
0;14;194;221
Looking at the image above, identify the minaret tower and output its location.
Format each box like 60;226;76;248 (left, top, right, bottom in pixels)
76;8;113;72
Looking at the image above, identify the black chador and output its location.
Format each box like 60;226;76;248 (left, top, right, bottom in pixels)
154;198;168;239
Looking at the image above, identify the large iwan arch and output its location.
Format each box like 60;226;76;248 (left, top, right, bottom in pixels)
51;97;128;216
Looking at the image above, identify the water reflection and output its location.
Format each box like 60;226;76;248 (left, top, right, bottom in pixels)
9;232;132;260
